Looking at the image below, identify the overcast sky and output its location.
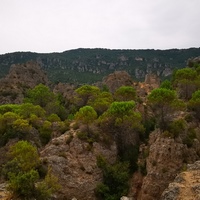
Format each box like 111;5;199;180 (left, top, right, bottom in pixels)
0;0;200;54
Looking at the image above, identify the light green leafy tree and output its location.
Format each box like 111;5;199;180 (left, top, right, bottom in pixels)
75;106;97;130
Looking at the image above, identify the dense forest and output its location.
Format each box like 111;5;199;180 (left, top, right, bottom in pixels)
0;54;200;199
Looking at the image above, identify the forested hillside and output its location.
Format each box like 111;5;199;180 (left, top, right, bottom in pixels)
1;48;200;83
0;56;200;200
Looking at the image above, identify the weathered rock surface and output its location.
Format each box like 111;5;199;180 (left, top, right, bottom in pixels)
144;73;160;88
102;71;133;93
0;61;49;104
161;161;200;200
40;130;117;200
136;130;200;200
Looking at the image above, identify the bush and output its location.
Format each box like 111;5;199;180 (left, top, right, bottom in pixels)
39;121;52;145
96;155;130;200
168;119;187;138
4;141;60;199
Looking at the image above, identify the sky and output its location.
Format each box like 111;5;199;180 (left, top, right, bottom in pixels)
0;0;200;54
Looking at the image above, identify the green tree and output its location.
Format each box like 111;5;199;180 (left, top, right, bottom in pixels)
147;88;183;130
39;120;52;145
74;85;100;107
88;91;113;115
4;141;60;199
75;106;97;131
24;84;56;108
24;84;67;119
173;68;198;100
19;103;46;118
8;140;40;171
99;101;143;165
96;155;130;200
160;80;173;90
36;168;61;200
114;86;136;101
188;90;200;120
5;141;40;198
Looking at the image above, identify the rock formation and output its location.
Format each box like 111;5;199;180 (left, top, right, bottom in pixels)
40;128;117;200
161;161;200;200
0;61;49;104
131;130;200;200
102;71;133;93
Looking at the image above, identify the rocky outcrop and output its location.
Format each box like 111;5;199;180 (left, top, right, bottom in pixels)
161;161;200;200
40;130;117;200
134;130;200;200
144;73;160;88
102;71;133;93
0;61;49;104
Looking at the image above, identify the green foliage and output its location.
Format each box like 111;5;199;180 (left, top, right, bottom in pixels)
8;169;39;198
99;101;144;165
24;84;67;119
173;68;199;100
3;112;20;125
36;168;61;200
0;112;26;146
160;80;173;90
188;90;200;120
88;91;113;115
19;103;46;118
9;141;40;171
75;106;97;125
114;86;136;101
96;155;130;200
107;101;135;117
120;145;139;173
183;128;197;148
24;84;56;107
39;121;52;145
147;88;180;130
77;129;100;144
4;141;60;199
0;104;20;114
75;85;100;106
142;117;156;141
168;119;187;138
12;118;32;133
47;114;61;122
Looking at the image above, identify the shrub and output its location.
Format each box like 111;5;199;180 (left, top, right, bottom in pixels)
39;121;52;145
96;155;130;200
168;119;187;138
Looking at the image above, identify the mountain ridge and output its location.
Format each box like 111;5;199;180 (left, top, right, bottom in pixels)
1;47;200;84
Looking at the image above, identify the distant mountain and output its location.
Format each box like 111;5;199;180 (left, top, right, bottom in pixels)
0;48;200;84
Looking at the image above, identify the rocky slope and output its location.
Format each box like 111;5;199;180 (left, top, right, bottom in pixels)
40;126;117;200
129;130;200;200
161;161;200;200
0;61;49;104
